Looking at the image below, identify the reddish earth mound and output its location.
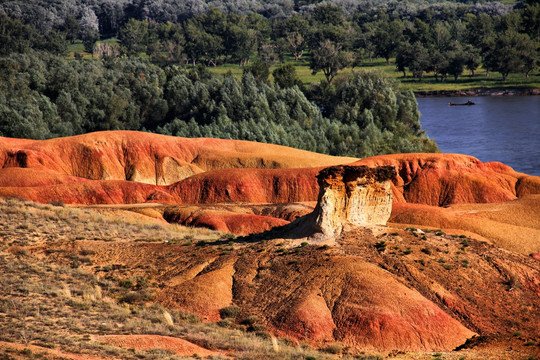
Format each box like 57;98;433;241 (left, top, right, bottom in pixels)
3;146;537;210
0;168;86;187
95;335;219;357
164;207;289;235
0;166;321;206
0;131;354;185
52;239;479;352
389;195;540;255
0;180;174;205
267;257;475;350
157;259;236;321
354;153;532;206
167;167;321;204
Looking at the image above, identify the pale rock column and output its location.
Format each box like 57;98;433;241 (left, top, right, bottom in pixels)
313;165;395;236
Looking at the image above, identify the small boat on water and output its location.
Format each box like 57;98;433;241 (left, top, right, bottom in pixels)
449;99;475;106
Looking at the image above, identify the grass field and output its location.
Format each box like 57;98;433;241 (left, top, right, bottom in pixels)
67;40;540;92
209;57;540;92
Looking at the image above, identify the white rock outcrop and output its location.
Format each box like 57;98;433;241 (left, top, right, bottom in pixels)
313;165;396;236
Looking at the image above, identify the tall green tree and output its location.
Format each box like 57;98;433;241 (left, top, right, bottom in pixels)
61;15;80;44
372;19;404;65
273;63;303;89
0;15;34;55
521;3;540;41
183;18;223;66
310;40;352;84
445;47;466;82
118;19;149;55
82;29;99;57
484;30;537;80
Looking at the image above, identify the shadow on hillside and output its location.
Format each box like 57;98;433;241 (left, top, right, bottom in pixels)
198;213;319;247
235;213;319;243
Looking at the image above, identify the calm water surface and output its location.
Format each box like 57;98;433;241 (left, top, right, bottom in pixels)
416;96;540;176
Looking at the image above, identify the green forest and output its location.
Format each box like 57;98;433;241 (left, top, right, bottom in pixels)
0;0;538;157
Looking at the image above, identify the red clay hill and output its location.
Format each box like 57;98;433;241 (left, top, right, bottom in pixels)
0;130;356;186
1;131;540;246
2;132;540;356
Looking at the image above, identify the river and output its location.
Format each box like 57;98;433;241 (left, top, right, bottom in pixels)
416;95;540;176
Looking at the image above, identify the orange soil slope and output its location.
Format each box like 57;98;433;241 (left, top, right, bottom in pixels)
167;153;540;206
2;134;537;208
0;180;175;205
0;131;355;185
0;167;322;206
167;167;321;204
95;335;220;358
48;239;479;352
354;153;539;206
164;207;289;235
0;167;86;187
390;195;540;254
7;152;534;208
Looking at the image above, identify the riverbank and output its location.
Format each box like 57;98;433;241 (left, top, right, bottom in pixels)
415;88;540;97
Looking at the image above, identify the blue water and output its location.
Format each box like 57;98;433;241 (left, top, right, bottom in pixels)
416;96;540;176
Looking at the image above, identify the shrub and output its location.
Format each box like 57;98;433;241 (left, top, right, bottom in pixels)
322;343;343;354
219;306;241;319
374;241;387;253
241;316;259;326
217;319;231;327
49;200;65;207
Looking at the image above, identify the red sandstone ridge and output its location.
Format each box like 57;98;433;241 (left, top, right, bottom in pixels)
163;208;289;235
1;131;537;208
1;132;540;238
77;239;477;352
167;167;321;204
353;153;539;206
0;180;175;205
0;131;355;185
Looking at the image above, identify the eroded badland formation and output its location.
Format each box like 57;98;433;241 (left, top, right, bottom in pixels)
0;131;539;360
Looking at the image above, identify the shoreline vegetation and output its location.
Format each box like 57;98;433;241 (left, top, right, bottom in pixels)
414;88;540;97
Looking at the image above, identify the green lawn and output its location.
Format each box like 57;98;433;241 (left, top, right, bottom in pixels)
66;40;539;92
208;57;540;92
67;38;122;59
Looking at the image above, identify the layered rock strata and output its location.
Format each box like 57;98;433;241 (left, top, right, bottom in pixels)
313;165;396;236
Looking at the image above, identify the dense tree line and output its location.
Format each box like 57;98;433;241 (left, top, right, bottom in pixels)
0;0;515;33
1;0;537;80
0;0;537;159
0;51;437;157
